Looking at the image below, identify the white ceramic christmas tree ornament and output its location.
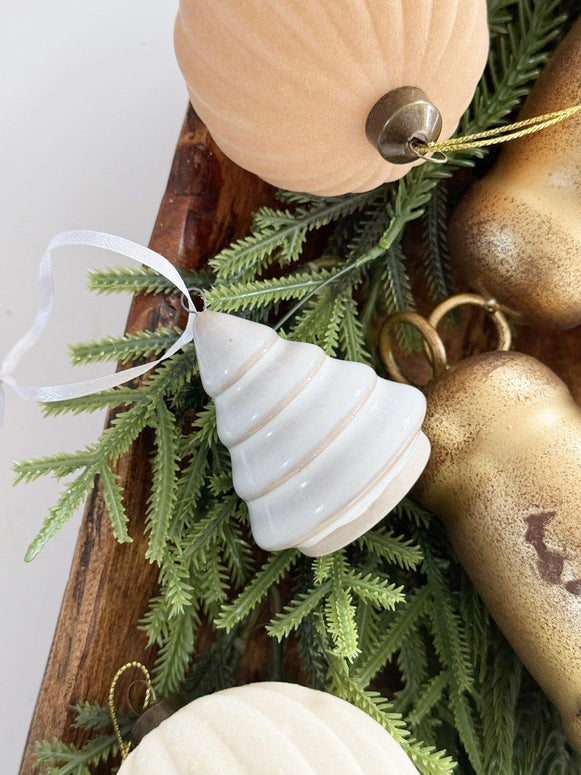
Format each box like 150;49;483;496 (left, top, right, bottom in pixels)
117;682;420;774
0;232;429;557
193;310;430;556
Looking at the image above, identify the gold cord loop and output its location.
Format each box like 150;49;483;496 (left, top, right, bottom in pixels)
109;661;152;761
414;103;581;159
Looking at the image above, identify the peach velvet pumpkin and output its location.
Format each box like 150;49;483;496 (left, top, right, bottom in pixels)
174;0;489;195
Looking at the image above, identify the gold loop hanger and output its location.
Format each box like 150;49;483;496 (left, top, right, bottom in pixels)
379;295;512;386
109;661;153;760
379;310;448;386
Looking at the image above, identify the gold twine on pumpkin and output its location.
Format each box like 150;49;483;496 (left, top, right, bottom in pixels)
414;103;581;161
109;661;153;760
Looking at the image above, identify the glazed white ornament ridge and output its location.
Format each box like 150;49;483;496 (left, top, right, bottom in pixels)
193;310;430;556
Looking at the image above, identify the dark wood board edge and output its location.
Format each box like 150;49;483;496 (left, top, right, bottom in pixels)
19;107;275;774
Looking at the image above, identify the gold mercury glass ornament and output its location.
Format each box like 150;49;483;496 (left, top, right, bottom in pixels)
447;17;581;329
380;294;581;752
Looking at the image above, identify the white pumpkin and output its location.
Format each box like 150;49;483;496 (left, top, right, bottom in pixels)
118;682;420;774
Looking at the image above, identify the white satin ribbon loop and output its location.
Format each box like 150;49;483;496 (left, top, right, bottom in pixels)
0;231;199;420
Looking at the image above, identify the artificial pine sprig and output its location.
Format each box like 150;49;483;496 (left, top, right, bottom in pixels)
324;647;456;775
28;2;578;773
34;735;119;775
88;264;212;297
32;703;132;775
209;189;383;282
423;184;455;304
69;327;182;366
265;546;408;662
206;268;336;314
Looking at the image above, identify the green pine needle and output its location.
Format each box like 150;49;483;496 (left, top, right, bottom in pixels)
145;401;181;564
41;389;142;417
25;468;97;562
207;269;335;314
33;734;119;774
423;551;474;694
423;185;454;304
88;264;211;296
324;553;360;661
140;593;171;648
14;451;97;484
182;493;240;567
69;702;114;732
449;684;484;774
313;555;335;584
326;654;455;775
480;630;522;773
343;569;405;611
358;527;424;571
407;671;450;729
267;581;332;641
152;604;198;695
69;327;182;365
210;190;383;281
159;549;195;617
354;584;433;687
220;518;254;589
97;463;130;544
169;441;210;537
97;401;154;465
215;550;300;632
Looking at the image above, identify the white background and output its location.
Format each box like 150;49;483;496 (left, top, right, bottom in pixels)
0;3;186;771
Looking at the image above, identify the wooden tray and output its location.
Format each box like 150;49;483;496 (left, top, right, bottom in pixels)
19;107;581;773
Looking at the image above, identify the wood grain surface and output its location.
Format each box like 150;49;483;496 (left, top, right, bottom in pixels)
19;107;275;774
19;107;580;773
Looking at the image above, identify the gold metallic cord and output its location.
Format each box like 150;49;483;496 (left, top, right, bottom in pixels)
109;661;152;761
414;103;581;160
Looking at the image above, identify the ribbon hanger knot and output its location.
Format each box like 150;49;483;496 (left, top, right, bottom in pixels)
0;231;203;423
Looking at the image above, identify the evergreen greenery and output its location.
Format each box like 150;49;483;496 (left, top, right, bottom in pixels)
23;2;581;772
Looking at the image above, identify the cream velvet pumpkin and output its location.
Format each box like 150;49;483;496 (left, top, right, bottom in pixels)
118;682;420;774
174;0;489;195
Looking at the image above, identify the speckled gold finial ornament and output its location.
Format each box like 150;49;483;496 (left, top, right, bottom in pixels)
380;294;581;752
447;17;581;328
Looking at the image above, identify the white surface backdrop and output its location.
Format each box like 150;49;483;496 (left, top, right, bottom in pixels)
0;3;186;771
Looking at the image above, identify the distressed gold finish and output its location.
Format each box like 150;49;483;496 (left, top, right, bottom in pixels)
448;18;581;328
414;350;581;751
380;296;581;750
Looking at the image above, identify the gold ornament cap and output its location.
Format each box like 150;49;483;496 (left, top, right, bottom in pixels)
365;86;442;163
